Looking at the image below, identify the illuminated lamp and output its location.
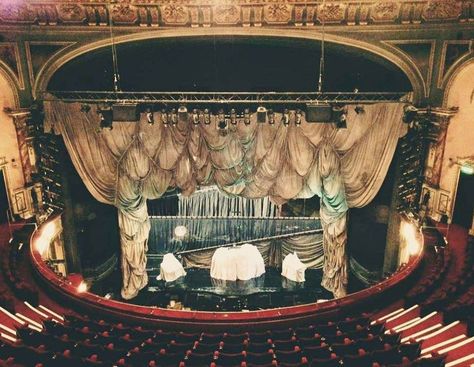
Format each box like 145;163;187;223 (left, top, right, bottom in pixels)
77;281;88;293
174;225;188;239
460;164;474;175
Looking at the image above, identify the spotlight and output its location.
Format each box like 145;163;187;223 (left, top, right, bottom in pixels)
244;108;250;125
97;107;113;130
403;105;418;124
230;109;237;125
267;109;274;125
174;225;188;239
354;106;365;114
80;104;91;113
281;109;290;126
170;108;178;126
77;281;88;293
217;109;227;130
336;113;347;129
145;107;154;125
192;109;199;125
332;105;347;129
204;109;211;125
178;105;188;121
295;109;303;126
257;106;267;123
161;109;169;126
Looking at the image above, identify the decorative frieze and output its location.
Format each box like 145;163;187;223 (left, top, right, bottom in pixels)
0;1;472;28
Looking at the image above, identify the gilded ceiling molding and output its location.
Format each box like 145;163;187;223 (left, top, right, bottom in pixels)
442;56;474;108
33;28;424;103
0;0;471;28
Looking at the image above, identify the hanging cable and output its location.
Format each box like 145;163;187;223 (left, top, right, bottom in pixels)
108;1;121;93
317;0;326;93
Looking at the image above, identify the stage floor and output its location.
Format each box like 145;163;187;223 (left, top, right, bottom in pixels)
92;267;336;311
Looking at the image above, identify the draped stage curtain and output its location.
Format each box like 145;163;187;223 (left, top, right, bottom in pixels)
178;186;278;217
44;100;405;299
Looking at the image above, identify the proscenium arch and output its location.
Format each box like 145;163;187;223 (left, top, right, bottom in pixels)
34;28;422;102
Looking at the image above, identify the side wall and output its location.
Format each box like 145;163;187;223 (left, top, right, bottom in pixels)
0;72;31;220
440;60;474;233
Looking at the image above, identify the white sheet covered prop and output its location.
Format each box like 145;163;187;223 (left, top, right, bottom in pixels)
210;244;265;281
158;253;186;282
281;252;307;282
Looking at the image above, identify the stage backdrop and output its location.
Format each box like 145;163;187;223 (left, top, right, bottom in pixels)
45;100;405;299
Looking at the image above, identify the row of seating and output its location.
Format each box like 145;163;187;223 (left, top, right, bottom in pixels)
0;240;38;306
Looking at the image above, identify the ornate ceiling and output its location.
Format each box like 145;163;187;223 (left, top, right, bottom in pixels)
0;0;472;28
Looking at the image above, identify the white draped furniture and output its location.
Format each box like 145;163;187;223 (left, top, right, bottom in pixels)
158;253;186;282
45;99;405;299
281;252;307;282
210;244;266;281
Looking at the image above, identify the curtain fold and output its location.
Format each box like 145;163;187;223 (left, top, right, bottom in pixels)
45;99;404;299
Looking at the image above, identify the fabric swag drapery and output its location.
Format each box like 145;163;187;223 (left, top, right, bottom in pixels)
44;100;405;299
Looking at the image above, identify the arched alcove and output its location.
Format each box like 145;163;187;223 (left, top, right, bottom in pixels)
440;60;474;225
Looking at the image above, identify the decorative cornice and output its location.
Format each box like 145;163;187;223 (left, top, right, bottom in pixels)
0;1;472;28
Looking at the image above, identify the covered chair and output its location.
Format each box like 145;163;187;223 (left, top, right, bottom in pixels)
281;253;306;282
158;253;186;282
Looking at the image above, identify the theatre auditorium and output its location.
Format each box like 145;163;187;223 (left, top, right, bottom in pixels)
0;1;473;366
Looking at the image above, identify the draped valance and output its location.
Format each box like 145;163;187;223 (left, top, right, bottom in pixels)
44;100;405;299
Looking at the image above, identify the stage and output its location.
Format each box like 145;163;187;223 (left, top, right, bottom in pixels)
91;267;336;311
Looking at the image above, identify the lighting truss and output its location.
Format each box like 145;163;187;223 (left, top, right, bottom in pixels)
43;91;411;105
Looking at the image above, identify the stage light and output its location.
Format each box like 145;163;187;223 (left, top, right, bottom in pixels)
267;109;274;125
401;221;422;257
145;107;154;125
217;109;227;131
170;108;178;126
204;109;211;125
192;109;199;125
178;106;188;121
281;109;290;126
77;281;88;293
354;106;365;114
408;238;422;256
35;237;49;256
161;109;169;126
403;105;418;124
230;109;237;125
295;109;303;126
460;164;474;175
104;293;113;300
257;106;267;123
98;108;113;130
174;225;188;239
41;221;56;239
244;108;250;125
